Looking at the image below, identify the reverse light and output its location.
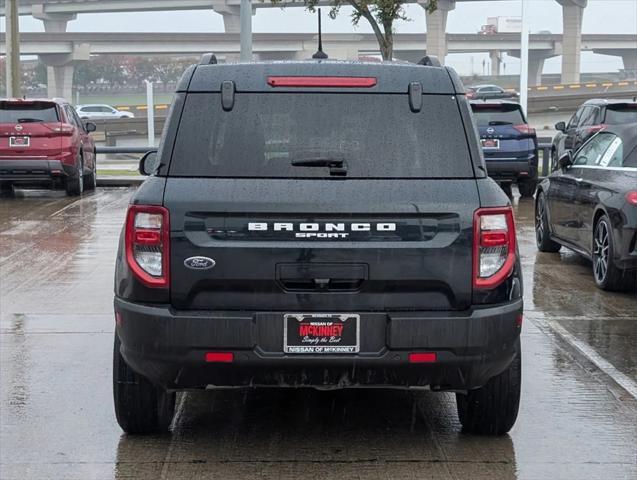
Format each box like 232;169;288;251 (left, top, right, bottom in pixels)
473;207;517;289
626;191;637;206
267;76;377;88
125;205;169;288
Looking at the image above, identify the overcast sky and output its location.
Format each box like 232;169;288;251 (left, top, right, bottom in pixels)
2;0;636;75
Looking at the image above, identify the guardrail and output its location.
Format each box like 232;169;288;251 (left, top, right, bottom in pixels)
95;146;154;154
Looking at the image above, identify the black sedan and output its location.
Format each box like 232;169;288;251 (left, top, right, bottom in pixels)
535;124;637;291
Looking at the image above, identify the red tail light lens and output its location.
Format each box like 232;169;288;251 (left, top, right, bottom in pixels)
513;124;536;135
408;352;437;363
473;207;517;289
586;124;606;134
205;352;234;363
626;191;637;205
125;205;170;288
267;76;377;88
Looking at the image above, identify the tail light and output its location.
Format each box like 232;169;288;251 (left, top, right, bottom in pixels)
626;191;637;205
125;205;170;288
513;124;536;135
586;124;606;134
473;207;517;289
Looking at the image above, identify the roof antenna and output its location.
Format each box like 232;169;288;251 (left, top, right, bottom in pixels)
312;8;328;59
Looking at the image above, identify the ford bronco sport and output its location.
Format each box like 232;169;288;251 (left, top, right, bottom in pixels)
113;55;523;436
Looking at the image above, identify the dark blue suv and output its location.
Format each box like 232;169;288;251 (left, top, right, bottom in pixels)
471;101;538;197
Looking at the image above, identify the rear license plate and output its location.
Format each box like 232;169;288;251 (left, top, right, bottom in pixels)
481;138;500;149
9;136;30;147
284;313;360;354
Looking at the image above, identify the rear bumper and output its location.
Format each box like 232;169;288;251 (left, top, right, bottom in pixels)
485;157;537;181
114;297;523;391
0;159;75;184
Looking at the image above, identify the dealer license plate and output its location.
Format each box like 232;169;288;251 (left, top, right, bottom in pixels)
283;313;360;354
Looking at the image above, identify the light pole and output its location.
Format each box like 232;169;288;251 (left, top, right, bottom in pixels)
519;0;530;116
240;0;253;62
5;0;21;98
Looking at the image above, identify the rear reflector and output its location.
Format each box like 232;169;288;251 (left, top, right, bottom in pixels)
516;314;523;327
408;352;437;363
205;352;234;363
267;76;377;88
626;191;637;205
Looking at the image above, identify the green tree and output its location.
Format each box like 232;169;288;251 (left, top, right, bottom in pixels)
269;0;438;61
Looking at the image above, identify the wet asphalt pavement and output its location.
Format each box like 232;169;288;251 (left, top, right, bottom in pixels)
1;188;636;480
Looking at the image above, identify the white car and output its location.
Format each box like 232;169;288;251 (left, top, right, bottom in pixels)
75;104;135;120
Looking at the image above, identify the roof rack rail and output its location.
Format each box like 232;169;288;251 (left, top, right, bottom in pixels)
417;55;441;67
199;53;218;65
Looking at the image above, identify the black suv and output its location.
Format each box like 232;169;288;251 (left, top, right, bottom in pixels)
552;98;637;162
113;55;523;436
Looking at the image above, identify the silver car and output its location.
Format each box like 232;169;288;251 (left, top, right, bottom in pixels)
76;104;135;120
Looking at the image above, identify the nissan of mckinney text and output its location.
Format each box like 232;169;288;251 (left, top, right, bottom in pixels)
113;55;523;436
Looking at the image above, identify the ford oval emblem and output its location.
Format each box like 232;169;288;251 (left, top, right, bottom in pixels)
184;256;216;270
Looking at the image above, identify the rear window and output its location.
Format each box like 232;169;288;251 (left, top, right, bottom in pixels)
471;104;525;126
0;101;59;123
604;105;637;124
168;93;474;178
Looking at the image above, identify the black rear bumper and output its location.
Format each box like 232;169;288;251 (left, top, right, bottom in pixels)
485;158;537;181
114;297;523;391
0;159;74;184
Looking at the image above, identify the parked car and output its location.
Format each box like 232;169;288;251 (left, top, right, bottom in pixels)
0;98;97;196
551;98;637;163
471;100;538;197
466;85;518;100
76;104;135;120
113;55;523;436
535;124;637;291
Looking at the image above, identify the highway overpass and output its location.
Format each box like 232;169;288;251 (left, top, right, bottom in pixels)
1;0;610;92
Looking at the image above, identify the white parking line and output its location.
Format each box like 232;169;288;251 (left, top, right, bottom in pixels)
549;321;637;400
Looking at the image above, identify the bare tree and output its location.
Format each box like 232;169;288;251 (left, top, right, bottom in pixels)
269;0;439;61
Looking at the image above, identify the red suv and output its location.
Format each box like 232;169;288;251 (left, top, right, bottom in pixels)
0;98;97;196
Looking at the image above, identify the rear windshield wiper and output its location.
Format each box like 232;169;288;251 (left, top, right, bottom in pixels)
17;118;45;123
290;157;348;176
488;121;514;126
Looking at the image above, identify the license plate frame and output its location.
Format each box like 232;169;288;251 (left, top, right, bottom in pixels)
481;138;500;149
9;136;30;148
283;313;360;354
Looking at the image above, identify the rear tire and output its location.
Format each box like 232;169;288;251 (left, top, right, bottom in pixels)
592;215;637;292
0;183;14;197
535;192;561;252
113;333;175;434
517;179;536;198
84;167;97;191
456;339;521;435
65;156;84;196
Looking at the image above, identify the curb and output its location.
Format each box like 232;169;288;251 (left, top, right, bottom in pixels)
97;177;143;187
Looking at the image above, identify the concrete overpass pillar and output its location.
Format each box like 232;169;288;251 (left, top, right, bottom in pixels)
557;0;587;84
420;0;456;64
40;44;90;100
620;51;637;78
32;5;77;32
490;50;501;76
528;55;546;86
212;1;242;33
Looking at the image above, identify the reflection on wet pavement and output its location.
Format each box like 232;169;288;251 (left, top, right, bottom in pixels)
1;189;636;480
